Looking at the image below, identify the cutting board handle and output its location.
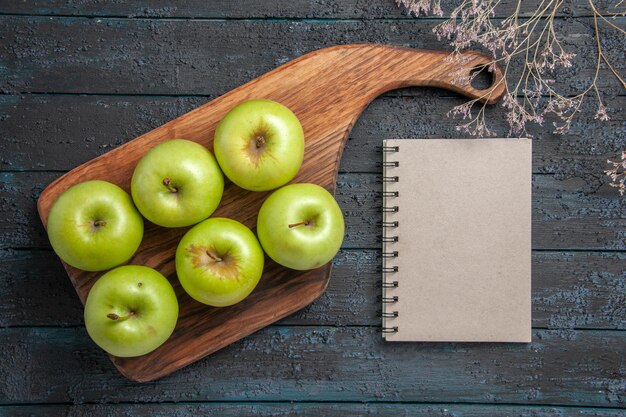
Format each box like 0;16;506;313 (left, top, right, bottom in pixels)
371;47;506;104
251;44;506;111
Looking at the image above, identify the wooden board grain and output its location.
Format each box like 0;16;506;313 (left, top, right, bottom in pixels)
1;326;624;406
2;94;624;175
1;16;623;96
35;44;505;382
0;1;613;21
1;403;625;417
2;248;624;330
8;172;624;251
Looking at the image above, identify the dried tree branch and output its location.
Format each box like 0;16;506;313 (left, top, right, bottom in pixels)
395;0;626;195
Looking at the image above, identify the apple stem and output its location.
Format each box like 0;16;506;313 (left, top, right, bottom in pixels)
93;220;107;227
107;312;133;321
162;177;178;193
288;220;310;228
206;250;223;262
255;135;266;148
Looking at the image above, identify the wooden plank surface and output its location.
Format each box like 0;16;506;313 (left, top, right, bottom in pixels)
1;404;625;417
0;0;616;18
1;249;624;330
0;17;623;96
1;94;624;176
0;0;624;414
2;172;624;250
1;327;624;406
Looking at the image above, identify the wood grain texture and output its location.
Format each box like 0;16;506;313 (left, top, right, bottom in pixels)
5;172;623;251
1;16;623;96
2;94;624;179
35;44;505;382
1;327;624;406
1;403;625;417
1;249;624;330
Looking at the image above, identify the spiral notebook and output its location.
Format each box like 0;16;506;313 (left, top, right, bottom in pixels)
381;138;532;342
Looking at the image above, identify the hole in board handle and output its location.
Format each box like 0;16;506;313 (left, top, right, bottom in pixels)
469;65;494;91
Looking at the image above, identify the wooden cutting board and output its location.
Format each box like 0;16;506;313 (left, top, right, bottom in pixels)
37;44;505;382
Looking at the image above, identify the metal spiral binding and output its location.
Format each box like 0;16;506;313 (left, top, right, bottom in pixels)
381;143;399;335
382;145;400;152
376;161;400;168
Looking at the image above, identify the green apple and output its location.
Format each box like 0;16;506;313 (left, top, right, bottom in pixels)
213;99;304;191
47;180;144;271
84;265;179;357
175;217;264;307
257;183;344;270
131;139;224;228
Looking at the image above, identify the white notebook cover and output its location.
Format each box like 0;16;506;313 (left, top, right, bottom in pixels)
382;138;532;342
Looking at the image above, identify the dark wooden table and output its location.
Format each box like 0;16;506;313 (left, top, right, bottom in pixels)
1;1;624;416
